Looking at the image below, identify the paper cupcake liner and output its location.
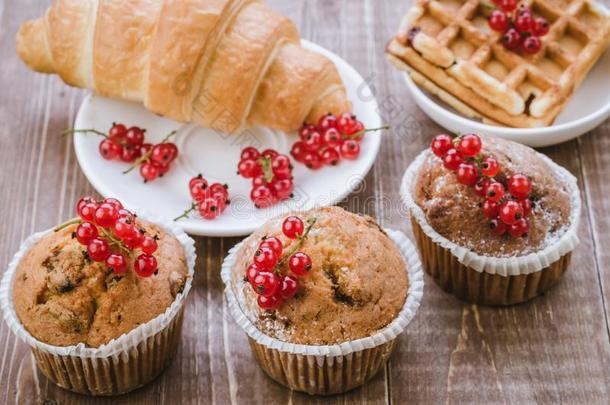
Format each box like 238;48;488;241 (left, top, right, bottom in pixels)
400;149;580;305
221;229;424;395
0;212;196;395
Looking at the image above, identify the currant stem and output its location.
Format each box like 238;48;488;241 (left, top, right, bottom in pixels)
174;202;197;222
123;130;177;174
349;124;390;139
54;217;83;232
99;227;132;257
278;217;317;267
62;128;108;138
259;156;274;183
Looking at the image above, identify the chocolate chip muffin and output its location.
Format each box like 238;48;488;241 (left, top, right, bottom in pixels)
414;136;572;256
13;220;188;348
402;134;580;305
230;206;409;345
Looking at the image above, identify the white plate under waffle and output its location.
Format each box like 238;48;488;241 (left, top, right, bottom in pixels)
403;48;610;147
73;40;382;237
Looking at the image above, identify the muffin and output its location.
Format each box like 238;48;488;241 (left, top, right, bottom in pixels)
222;206;424;395
1;198;195;395
401;134;580;305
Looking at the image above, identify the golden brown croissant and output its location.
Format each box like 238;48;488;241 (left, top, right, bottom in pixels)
16;0;352;134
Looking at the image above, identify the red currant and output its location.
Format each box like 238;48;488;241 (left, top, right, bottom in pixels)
272;179;294;200
502;28;522;50
299;124;316;141
499;200;524;225
237;159;261;178
113;220;137;240
108;123;127;142
189;175;208;190
340;139;360;160
430;134;453;157
486;182;505;203
260;237;283;257
99;139;122;160
320;147;340;166
246;263;261;285
134;254;157;277
75;222;98;245
94;203;118;227
76;196;97;213
251;185;275;208
140;162;160;182
522;36;542;54
498;0;517;12
289;252;312;276
198;197;223;220
474;178;490;197
279;276;298;300
153;162;170;177
282;216;304;239
490;218;508;236
291;141;307;162
257;294;282;310
508;174;532;199
253;246;278;270
141;235;158;255
151;143;176;166
271;155;291;175
532;17;550;36
456;163;478;186
481;157;500;177
77;199;98;222
252;176;266;188
519;198;533;217
323;128;343;147
443;149;463;170
515;12;533;33
123;229;145;249
117;208;135;222
103;198;123;210
252;271;280;297
482;200;499;218
106;253;127;274
457;134;482;157
120;145;141;163
139;143;153;156
303;131;323;151
508;218;529;238
261;149;279;159
488;11;509;32
303;151;323;169
125;126;145;146
241;147;259;161
318;113;338;132
207;183;229;202
87;238;110;262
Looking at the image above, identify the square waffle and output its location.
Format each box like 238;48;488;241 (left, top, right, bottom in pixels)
387;0;610;127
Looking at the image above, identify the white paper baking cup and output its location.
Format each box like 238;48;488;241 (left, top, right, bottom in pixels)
401;149;581;277
0;211;196;394
221;228;423;394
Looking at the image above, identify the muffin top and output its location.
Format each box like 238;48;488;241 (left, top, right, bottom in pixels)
231;206;408;345
13;220;188;348
413;136;573;256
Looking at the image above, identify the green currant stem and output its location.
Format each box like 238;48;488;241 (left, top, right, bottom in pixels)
174;202;197;222
54;217;83;232
277;217;317;267
258;156;274;183
62;128;108;138
348;124;390;140
123;130;177;174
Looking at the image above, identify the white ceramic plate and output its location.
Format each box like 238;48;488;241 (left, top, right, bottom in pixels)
402;49;610;147
73;40;382;237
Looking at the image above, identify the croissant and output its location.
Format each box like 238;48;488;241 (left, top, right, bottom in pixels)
16;0;352;134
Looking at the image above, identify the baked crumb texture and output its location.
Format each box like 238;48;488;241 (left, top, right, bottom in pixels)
415;136;572;257
232;206;409;345
13;221;188;348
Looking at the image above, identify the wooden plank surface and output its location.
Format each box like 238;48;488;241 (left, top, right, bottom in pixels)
0;0;609;404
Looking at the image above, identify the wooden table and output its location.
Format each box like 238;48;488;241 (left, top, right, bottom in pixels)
1;1;609;404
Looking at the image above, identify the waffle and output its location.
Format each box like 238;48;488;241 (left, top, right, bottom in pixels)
387;0;610;128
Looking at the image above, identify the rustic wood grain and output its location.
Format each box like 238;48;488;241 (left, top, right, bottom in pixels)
0;0;608;404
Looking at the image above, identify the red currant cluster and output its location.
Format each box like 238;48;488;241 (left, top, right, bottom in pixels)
430;134;533;238
68;123;179;183
246;216;316;310
237;147;294;208
67;196;159;277
488;1;550;54
174;175;230;221
292;113;384;169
